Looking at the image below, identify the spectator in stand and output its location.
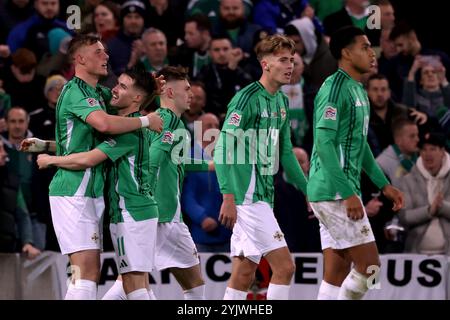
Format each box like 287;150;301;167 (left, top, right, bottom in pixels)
403;55;450;119
143;0;186;50
399;132;450;255
281;52;314;150
366;73;428;157
385;22;450;101
181;112;231;253
106;0;146;76
376;118;420;187
172;14;212;79
0;0;34;43
91;1;120;42
1;48;46;113
274;147;321;252
213;0;261;55
0;138;41;259
7;0;72;61
182;81;207;135
36;27;73;78
136;27;170;73
195;34;252;119
1;107;42;255
253;0;323;35
285;17;337;90
309;0;343;22
186;0;253;31
323;0;380;46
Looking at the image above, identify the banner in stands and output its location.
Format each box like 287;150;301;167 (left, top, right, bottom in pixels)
1;252;446;299
62;253;449;300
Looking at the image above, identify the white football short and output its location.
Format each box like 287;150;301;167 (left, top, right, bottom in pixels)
154;222;200;271
310;199;375;250
110;217;158;274
49;196;104;255
230;201;287;264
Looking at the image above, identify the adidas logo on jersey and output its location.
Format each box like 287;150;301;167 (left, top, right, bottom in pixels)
119;259;128;269
261;109;269;118
355;99;363;107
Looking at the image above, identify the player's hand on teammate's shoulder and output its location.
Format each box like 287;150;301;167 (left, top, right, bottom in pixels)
37;153;52;169
147;112;163;133
382;185;405;211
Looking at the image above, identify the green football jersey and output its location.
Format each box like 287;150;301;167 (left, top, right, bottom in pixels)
97;112;158;223
214;81;307;207
308;69;371;201
148;107;190;223
49;77;111;198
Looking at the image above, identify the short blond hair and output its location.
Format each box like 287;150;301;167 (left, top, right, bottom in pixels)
255;34;295;61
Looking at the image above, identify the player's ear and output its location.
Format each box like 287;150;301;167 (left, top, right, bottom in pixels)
261;59;270;71
341;47;351;61
166;87;174;99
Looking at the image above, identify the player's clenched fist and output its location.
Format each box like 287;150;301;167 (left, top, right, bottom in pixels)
37;153;52;169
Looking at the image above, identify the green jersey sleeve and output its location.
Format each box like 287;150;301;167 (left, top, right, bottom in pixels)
214;99;253;195
361;140;389;189
71;97;104;122
315;88;347;131
315;127;356;199
150;111;178;152
96;134;134;162
279;107;308;194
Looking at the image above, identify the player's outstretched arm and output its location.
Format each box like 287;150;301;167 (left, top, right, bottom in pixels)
86;110;163;135
37;149;108;170
20;138;56;153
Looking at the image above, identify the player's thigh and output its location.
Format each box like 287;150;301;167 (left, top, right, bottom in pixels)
69;249;101;280
322;248;351;285
264;246;295;275
346;241;380;276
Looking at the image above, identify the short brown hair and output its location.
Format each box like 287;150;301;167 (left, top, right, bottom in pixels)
11;48;37;73
67;33;101;61
156;66;189;82
255;34;295;61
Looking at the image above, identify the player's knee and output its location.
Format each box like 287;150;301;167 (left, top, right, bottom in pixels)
272;259;295;279
235;269;255;287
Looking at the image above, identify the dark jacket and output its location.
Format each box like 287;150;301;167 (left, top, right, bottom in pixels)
323;7;380;46
0;166;19;252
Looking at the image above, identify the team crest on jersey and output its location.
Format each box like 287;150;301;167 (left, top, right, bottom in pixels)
161;131;174;144
86;98;100;107
228;112;242;126
280;108;287;120
324;106;337;120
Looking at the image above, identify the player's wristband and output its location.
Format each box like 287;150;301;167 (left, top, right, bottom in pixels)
139;116;150;128
26;138;46;152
